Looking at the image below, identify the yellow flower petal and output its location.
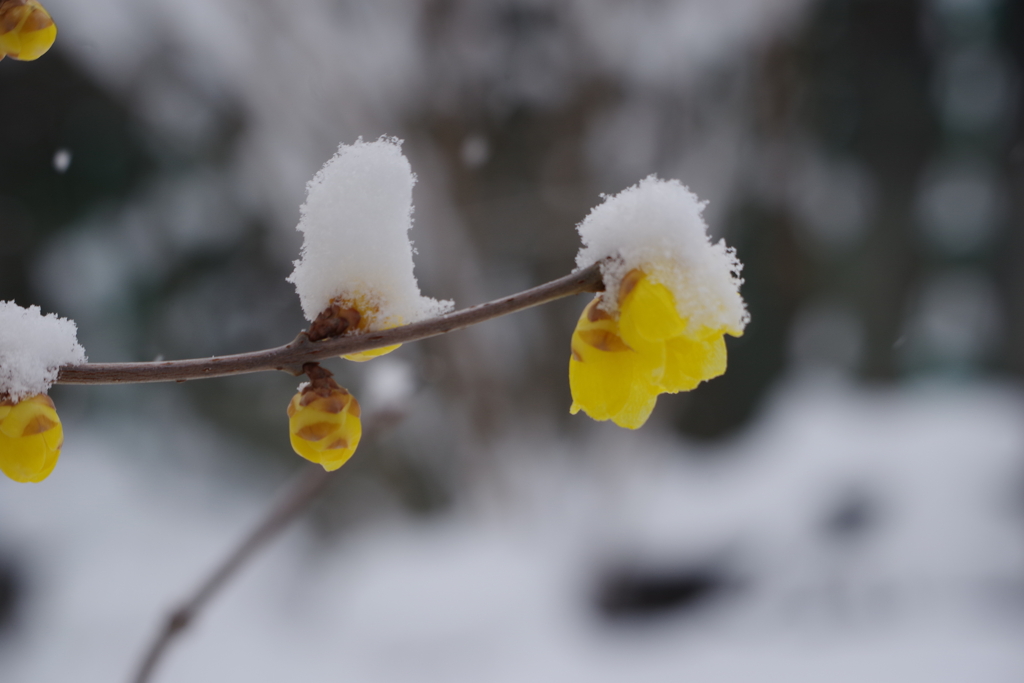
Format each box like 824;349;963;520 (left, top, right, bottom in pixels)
0;393;57;438
659;332;728;394
618;271;686;345
569;300;633;421
0;394;63;483
569;296;665;429
570;349;634;422
344;344;401;362
0;0;56;62
609;374;660;429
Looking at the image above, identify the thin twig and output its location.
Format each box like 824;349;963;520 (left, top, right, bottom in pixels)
131;410;403;683
59;263;604;386
129;467;327;683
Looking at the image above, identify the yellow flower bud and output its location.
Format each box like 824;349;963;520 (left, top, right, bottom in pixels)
0;0;56;62
307;296;401;362
0;393;63;483
569;269;737;429
287;381;362;471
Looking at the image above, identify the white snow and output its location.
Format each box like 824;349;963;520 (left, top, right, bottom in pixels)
575;176;748;335
363;358;416;412
577;0;811;90
0;379;1021;682
287;138;453;327
0;301;86;401
52;149;72;174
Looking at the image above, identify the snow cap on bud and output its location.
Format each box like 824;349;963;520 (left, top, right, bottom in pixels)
288;366;362;471
0;301;81;482
0;301;85;401
0;394;63;482
287;137;452;331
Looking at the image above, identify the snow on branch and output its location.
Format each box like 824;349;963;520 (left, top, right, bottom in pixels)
0;301;86;400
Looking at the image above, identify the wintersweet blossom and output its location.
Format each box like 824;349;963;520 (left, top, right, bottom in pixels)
0;394;63;482
0;0;56;62
287;368;362;471
570;270;731;429
569;177;747;429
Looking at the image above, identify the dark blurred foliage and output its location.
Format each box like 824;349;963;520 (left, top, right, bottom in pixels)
682;0;940;437
999;0;1024;375
803;0;937;381
0;51;151;306
0;556;21;638
0;0;1020;511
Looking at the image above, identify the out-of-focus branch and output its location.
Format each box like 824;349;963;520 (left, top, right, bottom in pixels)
129;466;329;683
58;263;604;386
130;409;405;683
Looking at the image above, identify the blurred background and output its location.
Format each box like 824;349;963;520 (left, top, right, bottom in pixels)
1;0;1023;680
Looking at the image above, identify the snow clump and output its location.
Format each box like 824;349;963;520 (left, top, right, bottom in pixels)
288;137;453;328
0;302;86;401
576;176;749;335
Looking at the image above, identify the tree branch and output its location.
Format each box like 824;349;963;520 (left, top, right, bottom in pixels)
59;263;604;385
130;408;405;683
130;463;331;683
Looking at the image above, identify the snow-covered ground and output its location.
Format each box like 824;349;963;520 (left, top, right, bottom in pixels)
1;376;1022;682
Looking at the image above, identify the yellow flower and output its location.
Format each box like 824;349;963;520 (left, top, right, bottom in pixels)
0;0;56;62
0;393;63;483
287;380;362;471
569;269;734;429
308;296;401;362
